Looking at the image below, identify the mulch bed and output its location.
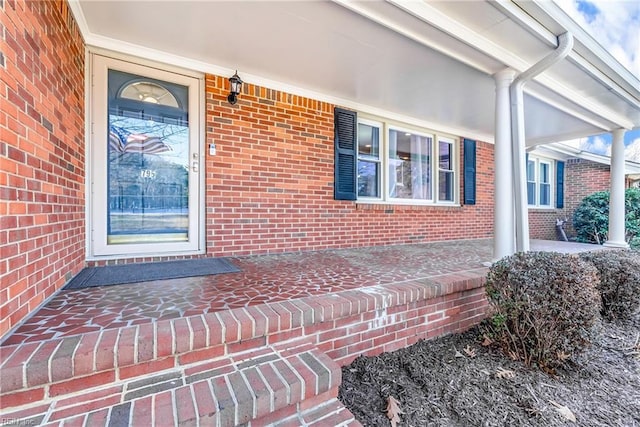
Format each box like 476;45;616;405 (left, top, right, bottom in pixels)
339;315;639;426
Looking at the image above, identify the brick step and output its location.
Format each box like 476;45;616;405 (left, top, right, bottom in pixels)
1;271;487;425
1;346;348;426
1;270;487;409
273;398;362;427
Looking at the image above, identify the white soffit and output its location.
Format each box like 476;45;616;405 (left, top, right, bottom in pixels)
493;1;639;125
71;0;636;143
388;0;637;130
514;1;639;93
523;95;603;146
73;0;499;141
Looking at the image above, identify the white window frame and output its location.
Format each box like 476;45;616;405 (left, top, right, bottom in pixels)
437;136;456;203
356;116;459;206
356;118;383;201
527;155;554;208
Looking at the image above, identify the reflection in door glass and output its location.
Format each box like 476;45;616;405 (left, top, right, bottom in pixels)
107;70;190;244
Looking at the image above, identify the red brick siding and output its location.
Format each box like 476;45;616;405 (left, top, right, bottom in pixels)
204;75;494;256
564;159;611;237
528;159;611;240
528;209;562;241
0;0;86;337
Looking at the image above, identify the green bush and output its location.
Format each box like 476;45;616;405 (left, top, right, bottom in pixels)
627;188;640;248
484;252;601;370
573;188;640;248
579;250;640;322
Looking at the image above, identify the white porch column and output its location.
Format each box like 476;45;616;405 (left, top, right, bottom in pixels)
493;69;516;261
604;128;629;248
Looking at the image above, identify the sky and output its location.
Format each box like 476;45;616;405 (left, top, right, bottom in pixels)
553;0;640;162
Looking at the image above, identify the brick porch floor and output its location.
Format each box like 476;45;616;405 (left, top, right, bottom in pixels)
1;238;599;347
2;239;594;345
2;239;488;346
0;238;604;426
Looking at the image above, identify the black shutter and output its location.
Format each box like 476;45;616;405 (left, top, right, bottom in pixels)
334;107;357;201
463;139;476;205
556;160;565;209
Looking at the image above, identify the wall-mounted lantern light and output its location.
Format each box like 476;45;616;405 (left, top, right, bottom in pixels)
227;71;243;105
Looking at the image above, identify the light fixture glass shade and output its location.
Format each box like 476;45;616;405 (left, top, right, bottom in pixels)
227;71;243;105
229;71;243;95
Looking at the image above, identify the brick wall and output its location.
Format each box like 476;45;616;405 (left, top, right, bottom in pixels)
0;0;86;337
564;159;611;215
564;159;611;237
528;159;611;240
204;75;494;256
528;208;562;241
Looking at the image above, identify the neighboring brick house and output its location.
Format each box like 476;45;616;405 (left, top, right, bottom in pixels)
527;144;640;241
1;0;639;341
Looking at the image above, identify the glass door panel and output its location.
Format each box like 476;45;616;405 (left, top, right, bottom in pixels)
91;54;203;257
107;70;190;245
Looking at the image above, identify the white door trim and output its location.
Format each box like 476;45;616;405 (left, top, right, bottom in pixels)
87;51;205;260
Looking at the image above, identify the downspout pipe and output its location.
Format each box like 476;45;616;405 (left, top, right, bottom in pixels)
510;32;574;253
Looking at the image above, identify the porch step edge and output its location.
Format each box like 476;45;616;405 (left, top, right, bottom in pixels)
1;269;488;401
268;397;361;427
2;346;341;427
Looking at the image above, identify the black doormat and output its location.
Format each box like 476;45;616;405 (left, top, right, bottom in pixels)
64;258;240;290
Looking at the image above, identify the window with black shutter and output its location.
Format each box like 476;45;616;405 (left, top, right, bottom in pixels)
334;108;357;201
334;107;463;205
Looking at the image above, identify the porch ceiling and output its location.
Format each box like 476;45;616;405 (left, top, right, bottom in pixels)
72;0;639;145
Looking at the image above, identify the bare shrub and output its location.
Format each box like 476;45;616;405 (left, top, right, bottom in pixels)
579;250;640;323
484;252;601;370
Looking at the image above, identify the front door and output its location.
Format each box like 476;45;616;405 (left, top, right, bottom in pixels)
90;54;204;258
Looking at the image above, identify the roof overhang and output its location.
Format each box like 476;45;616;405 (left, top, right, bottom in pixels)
533;143;640;175
69;0;640;146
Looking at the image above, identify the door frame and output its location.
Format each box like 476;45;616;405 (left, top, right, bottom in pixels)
86;50;206;260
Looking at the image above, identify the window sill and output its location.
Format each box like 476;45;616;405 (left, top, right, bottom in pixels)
356;200;461;211
527;206;559;211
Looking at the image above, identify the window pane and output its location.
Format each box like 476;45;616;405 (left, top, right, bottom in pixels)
358;123;379;158
539;162;550;184
357;160;379;198
527;182;536;205
388;130;432;200
540;183;550;205
439;141;452;170
527;160;536;181
120;81;180;107
439;171;454;201
526;160;536;205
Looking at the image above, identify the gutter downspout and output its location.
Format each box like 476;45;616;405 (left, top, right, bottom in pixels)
510;32;574;252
